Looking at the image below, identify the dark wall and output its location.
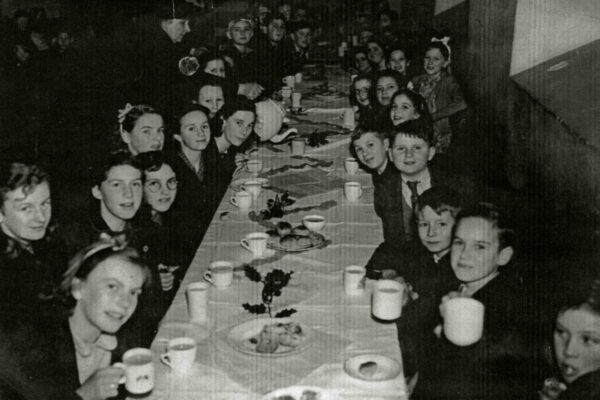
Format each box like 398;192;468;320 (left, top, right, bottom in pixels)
435;0;600;216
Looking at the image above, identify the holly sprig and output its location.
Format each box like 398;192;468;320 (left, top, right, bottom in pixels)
242;266;296;318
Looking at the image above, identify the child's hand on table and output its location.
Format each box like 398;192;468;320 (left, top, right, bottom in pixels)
76;366;124;400
158;264;180;292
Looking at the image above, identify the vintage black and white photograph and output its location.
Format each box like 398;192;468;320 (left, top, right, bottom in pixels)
0;0;598;399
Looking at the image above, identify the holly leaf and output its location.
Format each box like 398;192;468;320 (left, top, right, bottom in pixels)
244;265;262;282
275;308;297;318
242;303;267;314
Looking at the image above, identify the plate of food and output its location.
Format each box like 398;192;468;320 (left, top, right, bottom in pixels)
225;318;312;357
267;222;329;253
263;386;339;400
343;354;402;382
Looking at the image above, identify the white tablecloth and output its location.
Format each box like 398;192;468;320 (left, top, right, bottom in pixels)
148;68;408;400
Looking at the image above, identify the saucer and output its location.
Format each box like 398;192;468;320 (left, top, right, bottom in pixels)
242;247;276;259
344;354;401;382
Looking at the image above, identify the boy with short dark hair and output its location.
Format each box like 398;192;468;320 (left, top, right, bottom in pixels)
412;203;535;400
395;186;462;383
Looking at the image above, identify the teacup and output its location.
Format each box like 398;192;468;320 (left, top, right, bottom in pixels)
344;265;366;295
291;137;305;156
281;86;292;99
344;182;362;202
114;348;154;394
443;298;485;346
240;232;270;258
372;280;404;320
343;108;356;130
292;92;302;109
246;159;263;173
231;191;253;210
203;261;234;289
160;337;197;374
344;157;359;174
241;180;262;200
282;75;295;88
186;282;209;323
303;215;326;231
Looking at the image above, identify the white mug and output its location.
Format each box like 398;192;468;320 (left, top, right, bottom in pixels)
443;297;485;346
343;108;356;130
231;191;253;210
291;138;305;156
240;232;269;258
203;261;234;289
352;35;359;46
282;75;295;88
344;265;366;295
295;72;303;84
344;182;362;202
372;280;404;320
160;337;197;374
246;159;263;173
114;348;154;394
344;157;359;174
241;180;262;200
292;92;302;109
281;86;292;99
186;281;209;323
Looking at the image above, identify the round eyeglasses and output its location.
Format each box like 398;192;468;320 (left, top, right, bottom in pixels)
145;178;178;193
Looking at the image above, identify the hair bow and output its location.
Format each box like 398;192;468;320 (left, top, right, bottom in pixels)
81;233;129;262
117;103;134;125
431;36;451;61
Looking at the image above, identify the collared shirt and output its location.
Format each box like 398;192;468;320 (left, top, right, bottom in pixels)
69;317;117;384
401;168;432;209
458;271;500;297
178;147;204;182
433;248;450;264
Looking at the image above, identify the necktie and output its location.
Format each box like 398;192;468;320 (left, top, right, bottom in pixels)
406;180;420;209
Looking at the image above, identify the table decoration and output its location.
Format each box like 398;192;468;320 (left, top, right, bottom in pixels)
243;266;296;318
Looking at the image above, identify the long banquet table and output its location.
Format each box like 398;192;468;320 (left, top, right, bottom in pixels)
148;67;408;400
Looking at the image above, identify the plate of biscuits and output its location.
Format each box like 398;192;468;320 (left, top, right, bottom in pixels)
225;317;312;357
267;222;329;253
263;386;339;400
343;354;402;382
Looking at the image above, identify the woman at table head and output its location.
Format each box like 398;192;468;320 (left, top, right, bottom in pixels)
61;236;150;400
115;104;165;156
539;279;600;400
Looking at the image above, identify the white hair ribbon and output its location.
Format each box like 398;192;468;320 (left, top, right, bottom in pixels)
117;103;134;125
431;36;451;61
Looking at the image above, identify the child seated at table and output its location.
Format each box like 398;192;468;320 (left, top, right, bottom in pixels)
350;126;404;279
410;38;467;153
60;150;144;258
395;186;462;382
539;279;600;400
0;236;151;400
114;104;165;156
412;203;535;400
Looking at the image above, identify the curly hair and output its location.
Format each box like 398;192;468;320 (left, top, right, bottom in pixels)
0;162;49;202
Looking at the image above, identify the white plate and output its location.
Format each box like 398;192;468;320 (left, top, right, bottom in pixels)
344;354;402;382
230;177;270;192
225;318;312;357
263;386;339;400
